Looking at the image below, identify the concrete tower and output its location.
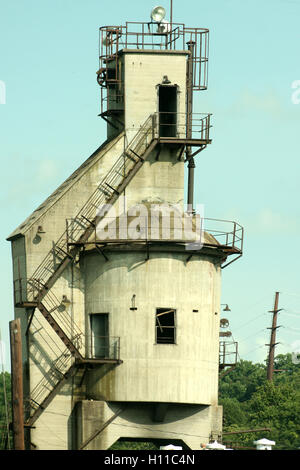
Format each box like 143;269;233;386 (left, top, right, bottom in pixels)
7;9;243;450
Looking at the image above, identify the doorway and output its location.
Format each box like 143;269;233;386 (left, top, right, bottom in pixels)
158;85;177;137
90;313;109;358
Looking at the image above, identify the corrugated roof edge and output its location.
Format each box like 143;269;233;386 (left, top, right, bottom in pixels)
6;131;125;242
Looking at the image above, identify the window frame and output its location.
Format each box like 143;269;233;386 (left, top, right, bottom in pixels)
155;307;177;345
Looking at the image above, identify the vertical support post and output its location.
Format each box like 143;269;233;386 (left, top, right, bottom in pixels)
152;113;156;140
267;292;280;382
170;0;173;49
66;219;69;253
186;41;195;214
9;318;25;450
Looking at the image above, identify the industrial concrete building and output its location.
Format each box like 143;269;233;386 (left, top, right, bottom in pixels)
7;8;243;450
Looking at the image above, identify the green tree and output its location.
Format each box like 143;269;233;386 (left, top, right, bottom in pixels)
219;354;300;450
219;360;266;402
246;381;300;450
0;372;11;450
219;397;247;428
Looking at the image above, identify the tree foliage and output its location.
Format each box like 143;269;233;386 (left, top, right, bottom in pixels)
219;354;300;450
0;372;11;450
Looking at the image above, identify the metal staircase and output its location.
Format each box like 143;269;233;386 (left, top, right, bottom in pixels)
25;348;80;427
27;114;157;300
14;115;158;425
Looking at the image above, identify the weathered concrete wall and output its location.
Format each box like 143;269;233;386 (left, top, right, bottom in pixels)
9;133;127;449
123;146;185;210
76;400;223;450
124;51;188;142
83;250;221;405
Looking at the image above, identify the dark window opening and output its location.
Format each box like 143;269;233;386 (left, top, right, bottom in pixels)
107;67;117;81
90;313;109;358
158;85;177;137
156;308;176;344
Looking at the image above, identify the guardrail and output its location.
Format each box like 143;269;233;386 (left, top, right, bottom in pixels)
219;341;238;369
99;22;209;91
66;215;243;255
153;112;211;140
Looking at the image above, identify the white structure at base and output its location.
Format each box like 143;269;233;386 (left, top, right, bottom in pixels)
253;438;276;450
205;440;226;450
160;445;183;450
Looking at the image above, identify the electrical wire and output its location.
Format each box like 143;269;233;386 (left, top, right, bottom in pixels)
32;414;211;441
283;325;300;333
281;311;300;318
237;328;265;344
281;292;300;299
243;344;265;356
233;312;266;333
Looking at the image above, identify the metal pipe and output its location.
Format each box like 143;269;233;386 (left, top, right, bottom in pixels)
186;40;195;213
223;427;272;436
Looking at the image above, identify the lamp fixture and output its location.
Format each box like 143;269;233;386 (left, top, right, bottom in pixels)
130;294;137;311
150;6;166;23
37;225;45;234
221;304;231;312
61;295;71;306
162;75;171;84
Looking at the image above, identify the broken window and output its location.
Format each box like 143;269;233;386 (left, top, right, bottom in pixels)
155;308;176;344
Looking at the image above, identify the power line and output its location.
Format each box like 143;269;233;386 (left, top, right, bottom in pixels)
281;311;300;318
27;415;211;441
233;313;266;333
244;344;265;357
229;295;271;333
237;328;265;344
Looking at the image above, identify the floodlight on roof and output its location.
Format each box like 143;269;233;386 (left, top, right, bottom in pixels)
151;6;166;23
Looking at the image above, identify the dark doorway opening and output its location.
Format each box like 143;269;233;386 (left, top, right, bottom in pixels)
90;313;109;358
158;85;177;137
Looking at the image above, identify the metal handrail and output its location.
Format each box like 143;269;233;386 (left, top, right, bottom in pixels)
25;334;121;416
219;341;238;367
153;112;212;140
28;114;155;293
66;215;243;253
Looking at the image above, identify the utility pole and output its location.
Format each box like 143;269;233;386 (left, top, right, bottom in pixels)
9;318;25;450
266;292;281;382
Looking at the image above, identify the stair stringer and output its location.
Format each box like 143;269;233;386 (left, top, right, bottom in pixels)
24;118;158;441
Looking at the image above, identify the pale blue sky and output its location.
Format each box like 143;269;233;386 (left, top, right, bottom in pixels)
1;0;300;370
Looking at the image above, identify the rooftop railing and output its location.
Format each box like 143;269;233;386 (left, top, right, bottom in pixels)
99;22;209;89
98;22;209;114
